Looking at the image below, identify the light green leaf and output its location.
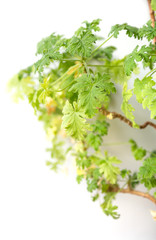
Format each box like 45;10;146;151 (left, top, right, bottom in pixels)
62;101;90;140
134;76;156;119
99;153;121;184
151;0;156;11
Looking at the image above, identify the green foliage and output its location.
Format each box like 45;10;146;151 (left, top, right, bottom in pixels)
35;33;65;74
36;33;63;55
92;193;99;202
46;138;67;171
104;58;130;84
129;139;147;160
138;155;156;190
121;83;137;126
109;23;140;39
62;101;90;140
101;193;120;219
9;18;156;219
86;120;109;150
124;45;153;76
92;46;116;60
67;32;96;58
99;152;121;184
139;21;156;41
76;174;84;184
69;73;116;117
67;19;101;58
129;172;140;189
120;169;131;179
134;76;156;118
87;178;98;192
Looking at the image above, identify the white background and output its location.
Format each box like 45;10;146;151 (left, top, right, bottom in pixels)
0;0;156;239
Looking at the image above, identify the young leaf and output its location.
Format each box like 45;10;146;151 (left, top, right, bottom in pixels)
62;101;90;140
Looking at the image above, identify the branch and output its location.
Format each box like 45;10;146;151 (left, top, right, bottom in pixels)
109;187;156;204
147;0;156;44
99;107;156;130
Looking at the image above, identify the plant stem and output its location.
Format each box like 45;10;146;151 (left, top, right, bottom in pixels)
112;188;156;204
147;0;156;44
50;63;81;87
92;34;114;55
144;67;156;78
83;61;90;76
99;107;156;130
60;59;82;62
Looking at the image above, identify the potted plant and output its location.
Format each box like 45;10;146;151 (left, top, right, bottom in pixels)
8;0;156;221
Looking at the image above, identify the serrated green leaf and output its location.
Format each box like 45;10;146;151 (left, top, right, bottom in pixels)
67;31;96;58
101;193;120;219
87;178;98;192
109;23;140;39
99;153;121;184
34;49;62;73
86;133;102;151
124;45;153;76
36;33;63;55
139;21;156;41
134;76;156;119
138;157;156;179
69;73;115;117
62;101;90;140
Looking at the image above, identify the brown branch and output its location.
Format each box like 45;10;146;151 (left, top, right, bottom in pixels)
109;187;156;204
99;107;156;130
147;0;156;44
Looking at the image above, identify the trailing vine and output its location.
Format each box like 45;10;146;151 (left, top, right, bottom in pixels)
8;0;156;220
